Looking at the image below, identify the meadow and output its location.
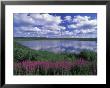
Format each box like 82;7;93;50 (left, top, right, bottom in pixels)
14;40;97;75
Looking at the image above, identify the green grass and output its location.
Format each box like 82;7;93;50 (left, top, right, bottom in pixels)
14;41;77;62
14;41;97;62
79;50;97;61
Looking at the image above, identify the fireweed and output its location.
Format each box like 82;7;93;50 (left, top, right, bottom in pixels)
14;58;97;75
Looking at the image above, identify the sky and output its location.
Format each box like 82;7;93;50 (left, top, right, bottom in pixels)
13;13;97;38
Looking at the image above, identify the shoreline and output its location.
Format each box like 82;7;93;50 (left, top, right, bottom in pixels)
14;37;97;41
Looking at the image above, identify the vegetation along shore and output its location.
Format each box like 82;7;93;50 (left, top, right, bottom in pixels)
14;40;97;75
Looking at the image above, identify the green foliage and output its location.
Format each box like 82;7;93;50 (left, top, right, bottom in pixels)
14;41;97;62
70;65;94;75
79;50;97;61
14;42;39;62
14;41;67;62
62;53;77;61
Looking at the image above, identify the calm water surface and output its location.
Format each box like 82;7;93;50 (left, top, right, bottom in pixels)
17;40;97;53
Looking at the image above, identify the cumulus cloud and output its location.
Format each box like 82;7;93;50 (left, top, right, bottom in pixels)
14;13;62;27
14;26;72;38
43;24;66;31
73;15;91;23
14;27;41;37
16;27;41;32
73;29;96;34
68;15;97;36
68;15;97;29
64;16;72;22
31;13;62;24
14;13;66;37
14;26;61;37
14;13;35;26
14;13;97;38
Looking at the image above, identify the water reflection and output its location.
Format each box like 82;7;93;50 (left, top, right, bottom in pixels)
17;40;97;53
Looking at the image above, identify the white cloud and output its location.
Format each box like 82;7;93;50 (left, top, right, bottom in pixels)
81;29;96;34
41;14;62;24
68;24;77;29
14;13;35;26
14;26;62;37
14;27;41;32
14;13;62;26
64;16;72;22
14;13;66;37
68;15;97;36
44;24;63;31
14;13;64;30
59;26;66;30
14;14;97;38
68;15;97;29
73;15;91;23
62;31;73;37
73;29;96;34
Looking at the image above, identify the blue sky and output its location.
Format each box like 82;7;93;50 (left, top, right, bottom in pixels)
13;13;97;38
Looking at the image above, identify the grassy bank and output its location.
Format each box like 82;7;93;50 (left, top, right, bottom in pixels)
14;41;97;62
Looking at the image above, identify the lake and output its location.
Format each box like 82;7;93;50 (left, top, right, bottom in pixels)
17;40;97;54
